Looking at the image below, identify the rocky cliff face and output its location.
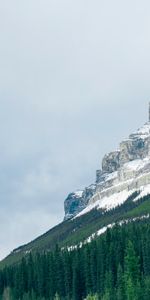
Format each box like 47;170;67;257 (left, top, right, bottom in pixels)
64;122;150;220
64;185;96;220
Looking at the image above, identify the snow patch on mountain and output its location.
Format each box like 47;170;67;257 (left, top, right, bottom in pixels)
76;180;150;219
134;184;150;202
74;190;84;198
85;214;150;244
123;158;149;171
75;190;133;218
67;214;150;252
131;123;150;138
64;119;150;220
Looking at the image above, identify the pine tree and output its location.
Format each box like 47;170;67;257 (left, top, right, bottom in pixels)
90;242;97;294
72;251;83;300
124;240;140;284
116;264;125;300
124;240;140;300
84;245;92;295
104;271;115;300
96;239;106;295
63;251;72;299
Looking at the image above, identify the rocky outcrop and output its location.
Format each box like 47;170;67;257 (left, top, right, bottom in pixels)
119;138;150;165
101;124;150;174
64;185;96;220
64;122;150;219
102;151;120;173
64;191;84;220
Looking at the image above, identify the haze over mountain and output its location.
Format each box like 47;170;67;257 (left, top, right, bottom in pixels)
1;0;150;259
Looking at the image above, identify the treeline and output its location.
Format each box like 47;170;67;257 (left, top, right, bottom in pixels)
0;220;150;299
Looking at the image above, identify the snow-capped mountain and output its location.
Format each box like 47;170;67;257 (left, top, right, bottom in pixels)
3;107;150;268
64;119;150;220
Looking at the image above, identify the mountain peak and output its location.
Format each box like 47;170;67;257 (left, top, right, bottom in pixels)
129;122;150;139
64;105;150;220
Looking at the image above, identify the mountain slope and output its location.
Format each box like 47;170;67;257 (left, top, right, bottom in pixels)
1;191;150;268
1;216;150;300
2;113;150;268
65;122;150;219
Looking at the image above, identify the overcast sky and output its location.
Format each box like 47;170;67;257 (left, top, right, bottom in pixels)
0;0;150;259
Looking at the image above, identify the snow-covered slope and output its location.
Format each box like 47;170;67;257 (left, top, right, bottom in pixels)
68;214;150;251
76;184;150;218
64;121;150;220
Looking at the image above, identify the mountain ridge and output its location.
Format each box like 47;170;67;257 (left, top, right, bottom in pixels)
64;120;150;220
1;107;150;268
1;190;150;268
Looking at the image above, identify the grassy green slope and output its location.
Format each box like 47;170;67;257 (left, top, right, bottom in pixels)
1;192;150;268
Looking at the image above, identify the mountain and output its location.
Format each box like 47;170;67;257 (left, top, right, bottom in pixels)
1;108;150;268
1;108;150;299
64;121;150;219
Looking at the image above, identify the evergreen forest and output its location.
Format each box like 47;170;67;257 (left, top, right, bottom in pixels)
0;220;150;299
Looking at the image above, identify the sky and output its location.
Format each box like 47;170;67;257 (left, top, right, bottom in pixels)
0;0;150;259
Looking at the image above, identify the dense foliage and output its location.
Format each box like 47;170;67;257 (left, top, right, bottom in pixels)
0;220;150;299
2;192;150;268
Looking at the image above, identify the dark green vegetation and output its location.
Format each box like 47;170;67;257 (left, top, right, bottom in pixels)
1;192;149;268
1;193;150;299
1;220;150;299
